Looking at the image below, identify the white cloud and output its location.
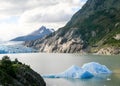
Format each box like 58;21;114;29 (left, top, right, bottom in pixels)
19;3;73;23
0;0;58;16
0;0;87;41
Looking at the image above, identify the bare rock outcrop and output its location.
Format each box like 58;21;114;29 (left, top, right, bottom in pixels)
97;47;120;55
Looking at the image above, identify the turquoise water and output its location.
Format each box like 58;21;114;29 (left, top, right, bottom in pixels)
0;53;120;86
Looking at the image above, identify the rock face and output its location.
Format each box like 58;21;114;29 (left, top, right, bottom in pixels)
13;65;46;86
25;0;120;54
11;26;54;41
114;34;120;40
97;47;120;55
25;28;84;53
0;56;46;86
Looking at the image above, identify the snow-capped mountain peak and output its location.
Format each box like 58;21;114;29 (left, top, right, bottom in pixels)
29;26;54;36
11;26;55;41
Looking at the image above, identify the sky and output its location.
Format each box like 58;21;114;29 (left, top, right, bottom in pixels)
0;0;87;41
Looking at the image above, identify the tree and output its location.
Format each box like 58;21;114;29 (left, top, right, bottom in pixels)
1;56;12;68
1;56;16;78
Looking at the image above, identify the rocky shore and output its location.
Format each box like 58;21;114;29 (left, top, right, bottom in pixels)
97;47;120;55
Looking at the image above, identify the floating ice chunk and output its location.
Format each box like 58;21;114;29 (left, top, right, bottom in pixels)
60;65;83;78
59;65;93;79
80;71;94;79
43;74;57;78
82;62;112;74
43;65;94;79
42;62;112;79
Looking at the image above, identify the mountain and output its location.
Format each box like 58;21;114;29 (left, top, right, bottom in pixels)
25;0;120;54
11;26;54;41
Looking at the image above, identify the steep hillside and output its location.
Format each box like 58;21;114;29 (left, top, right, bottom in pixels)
0;56;46;86
25;0;120;54
11;26;54;41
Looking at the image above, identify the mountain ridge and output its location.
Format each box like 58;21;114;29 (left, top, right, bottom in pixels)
25;0;120;54
11;26;54;41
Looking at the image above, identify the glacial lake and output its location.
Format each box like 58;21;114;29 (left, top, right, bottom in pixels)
0;53;120;86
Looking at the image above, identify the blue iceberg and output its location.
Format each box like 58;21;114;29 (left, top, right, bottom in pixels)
43;65;93;79
43;62;111;79
59;65;94;79
82;62;112;74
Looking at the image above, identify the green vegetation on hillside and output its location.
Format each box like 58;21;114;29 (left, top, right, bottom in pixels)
79;8;120;45
0;56;46;86
0;56;30;85
62;0;120;48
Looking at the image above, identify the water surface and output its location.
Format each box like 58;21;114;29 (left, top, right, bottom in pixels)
0;53;120;86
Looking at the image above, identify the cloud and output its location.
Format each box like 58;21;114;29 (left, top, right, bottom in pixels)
0;23;23;40
0;0;86;19
19;0;87;24
0;0;58;16
19;4;73;23
0;0;87;41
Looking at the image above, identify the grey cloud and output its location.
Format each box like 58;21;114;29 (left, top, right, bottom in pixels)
0;0;58;15
0;0;87;23
25;12;72;23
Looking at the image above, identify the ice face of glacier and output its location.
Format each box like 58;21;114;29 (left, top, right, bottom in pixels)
0;45;36;54
43;62;112;79
82;62;112;74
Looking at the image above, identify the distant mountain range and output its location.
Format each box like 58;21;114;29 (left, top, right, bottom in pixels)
11;26;54;41
25;0;120;55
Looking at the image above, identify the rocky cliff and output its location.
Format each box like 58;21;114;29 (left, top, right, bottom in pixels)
0;56;46;86
25;0;120;54
25;28;85;53
97;47;120;55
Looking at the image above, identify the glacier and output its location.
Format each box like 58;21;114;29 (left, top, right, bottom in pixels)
0;41;37;54
43;62;112;79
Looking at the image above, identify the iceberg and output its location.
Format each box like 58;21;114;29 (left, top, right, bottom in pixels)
82;62;112;74
43;62;111;79
43;65;94;79
59;65;94;79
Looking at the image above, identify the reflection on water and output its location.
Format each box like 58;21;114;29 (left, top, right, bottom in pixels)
0;53;120;86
